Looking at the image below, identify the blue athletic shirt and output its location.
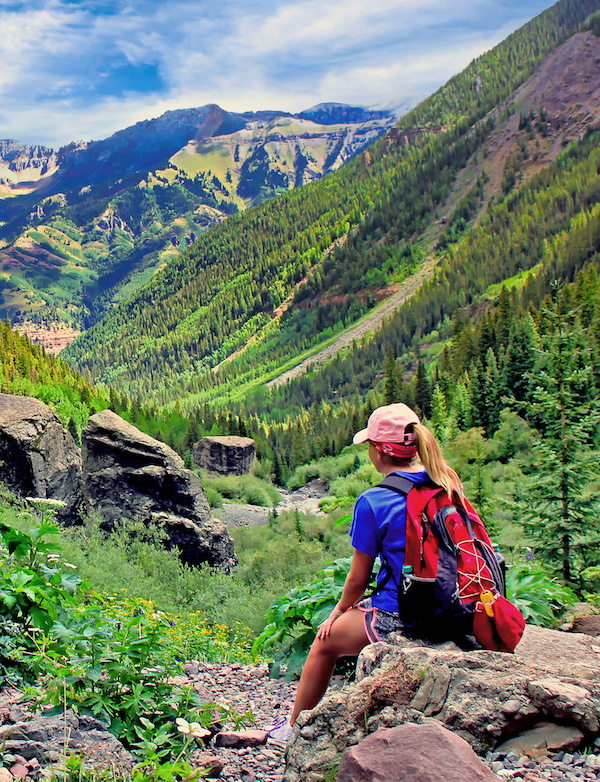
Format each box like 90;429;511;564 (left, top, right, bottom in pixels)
349;470;431;613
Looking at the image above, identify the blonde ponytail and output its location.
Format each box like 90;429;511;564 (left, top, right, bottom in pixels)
413;422;463;497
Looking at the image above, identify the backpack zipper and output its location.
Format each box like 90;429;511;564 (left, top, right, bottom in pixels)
420;513;430;569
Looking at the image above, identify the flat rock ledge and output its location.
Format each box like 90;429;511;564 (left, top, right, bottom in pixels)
283;625;600;782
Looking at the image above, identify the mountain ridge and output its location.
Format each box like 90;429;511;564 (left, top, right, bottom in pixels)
60;0;600;408
0;103;395;339
0;103;395;198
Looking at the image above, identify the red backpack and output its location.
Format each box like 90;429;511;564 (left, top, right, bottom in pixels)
377;474;525;653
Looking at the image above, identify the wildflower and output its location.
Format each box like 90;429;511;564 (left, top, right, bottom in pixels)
63;563;77;569
176;717;191;734
176;717;208;738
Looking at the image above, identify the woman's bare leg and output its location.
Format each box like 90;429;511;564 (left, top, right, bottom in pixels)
290;608;369;724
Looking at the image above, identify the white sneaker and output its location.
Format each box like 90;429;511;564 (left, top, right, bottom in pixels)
268;716;293;742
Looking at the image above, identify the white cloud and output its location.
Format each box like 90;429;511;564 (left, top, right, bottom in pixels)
0;0;555;147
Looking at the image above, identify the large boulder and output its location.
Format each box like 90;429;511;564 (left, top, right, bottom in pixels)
337;723;501;782
0;394;82;520
82;410;236;569
283;626;600;782
193;435;256;475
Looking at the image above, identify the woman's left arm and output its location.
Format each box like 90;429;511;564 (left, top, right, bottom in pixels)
316;549;375;640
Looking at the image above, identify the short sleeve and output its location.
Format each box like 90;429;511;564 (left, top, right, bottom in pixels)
349;493;379;557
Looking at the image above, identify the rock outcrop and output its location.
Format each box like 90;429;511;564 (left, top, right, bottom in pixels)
0;394;81;520
82;410;236;569
283;626;600;782
0;707;134;774
337;723;501;782
193;435;256;475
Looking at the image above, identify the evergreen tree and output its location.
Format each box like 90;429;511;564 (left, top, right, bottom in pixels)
414;361;432;418
483;349;503;434
503;315;537;407
468;362;486;428
513;305;600;583
384;346;399;405
290;421;310;469
430;385;450;443
495;286;512;350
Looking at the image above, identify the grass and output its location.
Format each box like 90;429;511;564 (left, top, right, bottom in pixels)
485;260;544;297
0;485;351;638
201;472;281;508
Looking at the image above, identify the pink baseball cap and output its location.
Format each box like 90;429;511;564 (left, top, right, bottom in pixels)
353;403;421;445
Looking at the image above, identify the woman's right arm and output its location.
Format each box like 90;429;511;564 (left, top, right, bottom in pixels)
316;549;375;639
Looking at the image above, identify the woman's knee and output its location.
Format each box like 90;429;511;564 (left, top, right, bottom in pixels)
308;636;339;664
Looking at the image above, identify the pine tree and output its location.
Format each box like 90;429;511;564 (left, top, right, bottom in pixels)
503;315;537;407
384;346;399;405
495;286;512;350
483;349;503;434
513;305;600;583
430;385;450;443
414;361;432;418
468;362;486;429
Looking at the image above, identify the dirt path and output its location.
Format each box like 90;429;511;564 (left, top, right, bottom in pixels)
266;255;439;388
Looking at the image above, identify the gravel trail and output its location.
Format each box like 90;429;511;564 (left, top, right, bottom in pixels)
183;662;600;782
266;255;438;389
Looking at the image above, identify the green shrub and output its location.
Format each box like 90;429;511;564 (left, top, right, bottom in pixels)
506;564;577;626
204;486;224;508
201;473;281;507
287;451;360;491
253;557;353;678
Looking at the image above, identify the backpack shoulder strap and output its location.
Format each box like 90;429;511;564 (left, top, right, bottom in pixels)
376;474;416;495
377;474;438;495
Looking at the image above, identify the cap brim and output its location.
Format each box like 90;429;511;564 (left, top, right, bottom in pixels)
353;428;369;445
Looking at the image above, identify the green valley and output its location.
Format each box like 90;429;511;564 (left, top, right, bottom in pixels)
62;0;600;413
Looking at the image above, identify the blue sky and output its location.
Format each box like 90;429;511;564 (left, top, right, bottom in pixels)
0;0;554;148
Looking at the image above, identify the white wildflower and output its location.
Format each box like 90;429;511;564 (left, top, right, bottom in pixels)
176;717;191;735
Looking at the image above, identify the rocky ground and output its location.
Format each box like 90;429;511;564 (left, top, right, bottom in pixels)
183;660;299;781
2;660;600;782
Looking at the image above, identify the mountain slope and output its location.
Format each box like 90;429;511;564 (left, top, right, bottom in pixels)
61;0;600;407
0;105;393;339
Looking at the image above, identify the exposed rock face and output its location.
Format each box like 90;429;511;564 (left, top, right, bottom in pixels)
283;626;600;782
337;723;501;782
193;435;256;475
0;394;81;520
82;410;236;569
0;708;134;774
95;207;134;237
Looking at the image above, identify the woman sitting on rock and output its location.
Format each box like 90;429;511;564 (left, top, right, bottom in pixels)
268;402;464;742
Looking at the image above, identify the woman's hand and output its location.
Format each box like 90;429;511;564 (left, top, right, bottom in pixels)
316;606;345;640
314;550;375;641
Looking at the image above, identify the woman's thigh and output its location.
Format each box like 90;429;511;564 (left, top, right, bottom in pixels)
313;608;370;659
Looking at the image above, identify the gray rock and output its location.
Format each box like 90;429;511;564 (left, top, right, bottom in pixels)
0;394;82;520
527;680;599;732
0;709;134;773
495;723;586;755
283;627;600;782
515;626;600;679
337;723;501;782
82;410;236;569
193;436;256;475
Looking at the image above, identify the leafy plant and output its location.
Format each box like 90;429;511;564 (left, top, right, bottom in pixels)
252;557;352;678
506;564;577;626
0;518;83;684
